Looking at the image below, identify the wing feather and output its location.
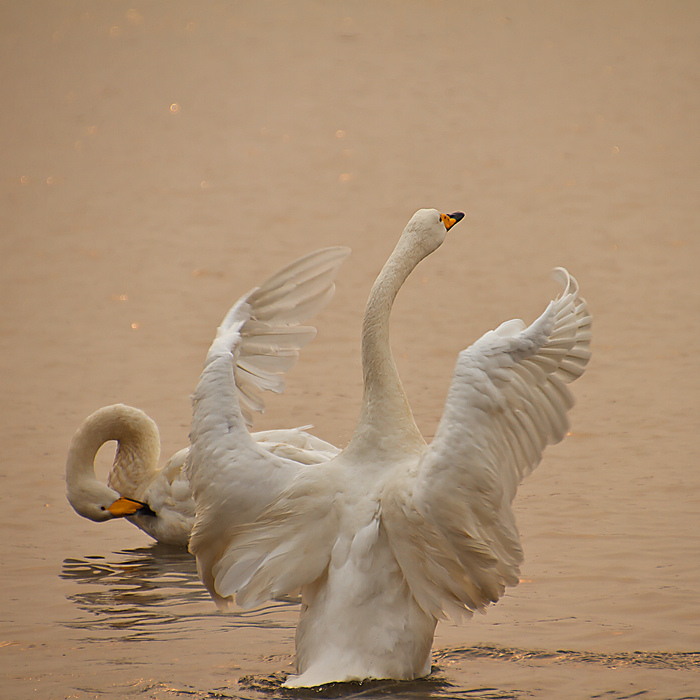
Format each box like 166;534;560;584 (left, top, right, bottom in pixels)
186;248;349;605
208;467;339;609
227;247;351;427
203;247;351;428
384;268;592;619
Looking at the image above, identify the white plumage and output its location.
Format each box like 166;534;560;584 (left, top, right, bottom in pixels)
186;209;592;686
64;405;340;546
65;247;348;546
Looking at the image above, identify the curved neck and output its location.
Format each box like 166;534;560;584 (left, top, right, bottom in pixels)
66;405;160;497
348;236;427;455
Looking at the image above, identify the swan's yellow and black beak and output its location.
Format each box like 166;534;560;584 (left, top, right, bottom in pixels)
107;496;156;518
440;211;465;231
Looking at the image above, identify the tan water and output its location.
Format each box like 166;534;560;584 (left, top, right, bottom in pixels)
1;2;699;698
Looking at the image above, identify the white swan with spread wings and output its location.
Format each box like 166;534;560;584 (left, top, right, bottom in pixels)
65;248;348;546
186;209;592;687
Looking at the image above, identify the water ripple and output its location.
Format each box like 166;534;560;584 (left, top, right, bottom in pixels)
58;549;699;697
60;545;298;640
434;644;700;672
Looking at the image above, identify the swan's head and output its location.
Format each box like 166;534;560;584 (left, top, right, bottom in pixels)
403;208;465;257
67;481;153;523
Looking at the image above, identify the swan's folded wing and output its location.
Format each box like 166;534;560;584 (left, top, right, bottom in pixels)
384;268;592;620
253;427;342;465
207;467;339;609
206;246;351;428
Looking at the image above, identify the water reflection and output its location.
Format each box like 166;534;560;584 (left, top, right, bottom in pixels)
238;673;512;700
60;544;298;641
128;677;507;700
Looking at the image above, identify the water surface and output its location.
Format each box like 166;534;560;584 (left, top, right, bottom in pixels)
1;2;699;698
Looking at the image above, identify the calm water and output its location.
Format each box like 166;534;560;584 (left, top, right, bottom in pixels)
1;2;699;699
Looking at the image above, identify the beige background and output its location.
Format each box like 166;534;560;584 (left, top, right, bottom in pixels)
1;2;698;698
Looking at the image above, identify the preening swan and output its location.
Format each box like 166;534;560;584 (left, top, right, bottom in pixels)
186;209;592;687
65;247;349;546
65;405;340;546
66;403;192;546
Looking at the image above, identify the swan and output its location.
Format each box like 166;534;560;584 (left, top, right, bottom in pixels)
65;247;349;546
186;209;592;687
65;405;341;546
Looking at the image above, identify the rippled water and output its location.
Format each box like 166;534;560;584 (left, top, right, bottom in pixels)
435;646;700;674
60;547;296;640
46;545;700;700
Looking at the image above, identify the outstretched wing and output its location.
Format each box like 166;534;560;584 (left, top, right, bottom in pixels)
187;247;349;605
384;268;592;621
208;246;352;428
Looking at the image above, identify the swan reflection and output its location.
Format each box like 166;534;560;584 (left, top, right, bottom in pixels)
60;544;298;641
238;673;464;700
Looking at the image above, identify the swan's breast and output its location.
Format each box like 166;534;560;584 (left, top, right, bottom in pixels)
295;501;435;685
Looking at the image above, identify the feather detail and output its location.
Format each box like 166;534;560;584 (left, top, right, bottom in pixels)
384;268;592;620
187;247;349;608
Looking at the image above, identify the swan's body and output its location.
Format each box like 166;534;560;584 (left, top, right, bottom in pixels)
186;209;592;687
66;247;349;546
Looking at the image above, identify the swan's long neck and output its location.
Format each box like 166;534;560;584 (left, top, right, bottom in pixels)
348;235;427;455
66;405;160;499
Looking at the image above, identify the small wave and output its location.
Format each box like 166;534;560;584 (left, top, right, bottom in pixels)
433;644;700;672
